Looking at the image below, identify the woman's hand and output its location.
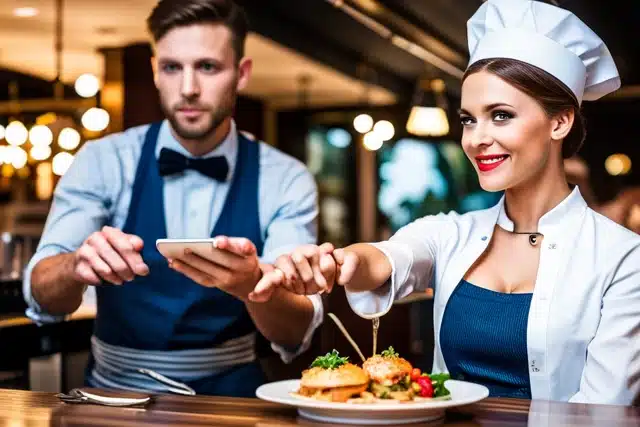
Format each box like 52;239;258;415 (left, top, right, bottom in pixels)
248;243;360;302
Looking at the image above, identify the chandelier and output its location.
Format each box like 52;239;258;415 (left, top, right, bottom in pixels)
0;0;110;200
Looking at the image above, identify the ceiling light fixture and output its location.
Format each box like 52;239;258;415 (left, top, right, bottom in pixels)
13;7;39;17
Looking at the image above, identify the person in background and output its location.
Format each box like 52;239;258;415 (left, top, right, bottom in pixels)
23;0;323;397
253;0;640;405
563;156;598;206
565;156;640;233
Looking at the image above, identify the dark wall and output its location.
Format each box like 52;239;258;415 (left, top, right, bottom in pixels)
274;109;309;163
235;95;265;141
581;99;640;202
121;44;163;130
0;68;76;101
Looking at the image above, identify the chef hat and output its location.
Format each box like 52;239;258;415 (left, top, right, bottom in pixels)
467;0;620;104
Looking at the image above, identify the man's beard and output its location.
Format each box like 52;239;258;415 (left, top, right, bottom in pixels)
161;95;235;141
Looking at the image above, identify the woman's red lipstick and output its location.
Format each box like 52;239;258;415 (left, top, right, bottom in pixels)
475;154;509;172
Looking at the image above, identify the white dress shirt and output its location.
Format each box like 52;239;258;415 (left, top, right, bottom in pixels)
23;119;323;363
347;187;640;404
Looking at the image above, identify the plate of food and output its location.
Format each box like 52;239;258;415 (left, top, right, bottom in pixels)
258;313;489;424
257;347;488;425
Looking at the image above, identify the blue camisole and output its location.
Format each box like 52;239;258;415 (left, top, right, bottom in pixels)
439;280;533;398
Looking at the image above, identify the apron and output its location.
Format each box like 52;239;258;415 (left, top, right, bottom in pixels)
89;122;267;396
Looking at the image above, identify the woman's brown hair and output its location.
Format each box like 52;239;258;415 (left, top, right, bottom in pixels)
463;58;586;159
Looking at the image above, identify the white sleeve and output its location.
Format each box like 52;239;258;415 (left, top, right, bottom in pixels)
270;294;324;364
346;212;456;318
257;147;321;363
23;140;114;324
569;244;640;405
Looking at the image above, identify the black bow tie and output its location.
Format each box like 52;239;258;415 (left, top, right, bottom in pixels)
157;148;229;181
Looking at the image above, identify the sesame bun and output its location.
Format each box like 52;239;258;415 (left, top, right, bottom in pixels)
362;355;413;384
300;363;369;389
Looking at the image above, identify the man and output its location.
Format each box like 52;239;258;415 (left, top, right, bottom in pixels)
23;0;323;397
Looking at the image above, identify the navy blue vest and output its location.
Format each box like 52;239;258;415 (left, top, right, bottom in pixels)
91;123;267;395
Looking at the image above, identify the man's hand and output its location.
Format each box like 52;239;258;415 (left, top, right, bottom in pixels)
168;236;261;301
73;226;149;286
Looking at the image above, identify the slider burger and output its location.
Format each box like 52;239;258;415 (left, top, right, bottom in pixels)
297;350;369;402
363;347;417;401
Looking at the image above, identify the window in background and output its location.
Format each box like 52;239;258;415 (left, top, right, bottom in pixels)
306;126;357;247
377;138;502;233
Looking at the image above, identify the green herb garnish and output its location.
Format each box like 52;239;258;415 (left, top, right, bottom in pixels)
429;373;451;397
310;350;349;369
381;346;399;358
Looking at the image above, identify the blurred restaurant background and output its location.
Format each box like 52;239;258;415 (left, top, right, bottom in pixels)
0;0;639;393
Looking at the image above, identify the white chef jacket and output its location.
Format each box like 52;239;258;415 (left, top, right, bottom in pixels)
346;187;640;405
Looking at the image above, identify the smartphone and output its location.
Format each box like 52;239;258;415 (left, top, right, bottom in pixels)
156;238;228;264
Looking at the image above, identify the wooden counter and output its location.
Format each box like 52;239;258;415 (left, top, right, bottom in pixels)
1;388;639;426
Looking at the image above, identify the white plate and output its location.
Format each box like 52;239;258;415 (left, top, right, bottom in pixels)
256;379;489;425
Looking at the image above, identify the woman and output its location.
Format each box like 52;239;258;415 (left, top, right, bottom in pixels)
251;0;640;405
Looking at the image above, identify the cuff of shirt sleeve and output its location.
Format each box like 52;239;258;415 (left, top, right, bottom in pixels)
345;241;412;319
22;247;69;325
270;293;324;364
